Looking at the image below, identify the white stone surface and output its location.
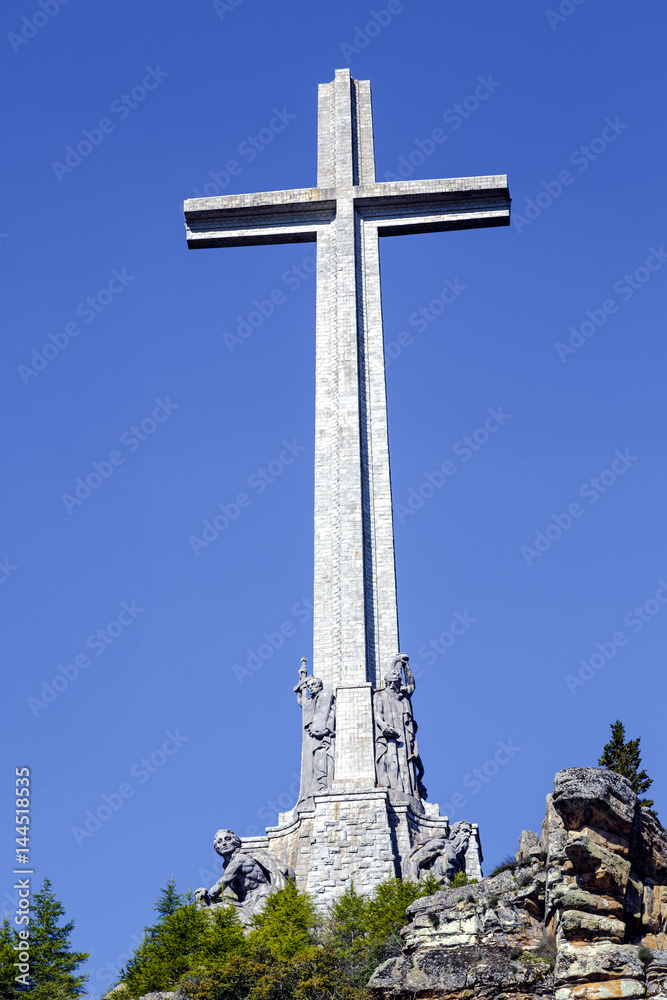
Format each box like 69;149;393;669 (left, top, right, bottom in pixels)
184;68;510;704
185;70;506;904
242;790;483;904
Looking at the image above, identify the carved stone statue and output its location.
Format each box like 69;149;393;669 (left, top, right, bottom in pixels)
373;653;426;800
195;828;293;923
294;658;335;805
405;821;473;884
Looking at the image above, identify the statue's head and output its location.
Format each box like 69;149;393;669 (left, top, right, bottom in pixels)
384;669;401;690
451;821;472;848
213;828;241;858
305;675;323;696
385;653;408;689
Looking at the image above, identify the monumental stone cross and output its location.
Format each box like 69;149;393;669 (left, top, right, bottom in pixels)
185;69;510;800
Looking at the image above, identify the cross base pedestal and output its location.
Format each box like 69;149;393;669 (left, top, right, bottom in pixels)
241;791;483;906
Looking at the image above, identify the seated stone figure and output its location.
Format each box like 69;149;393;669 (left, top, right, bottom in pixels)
195;828;293;923
405;821;473;884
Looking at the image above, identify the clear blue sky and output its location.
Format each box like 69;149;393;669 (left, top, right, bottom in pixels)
2;1;666;995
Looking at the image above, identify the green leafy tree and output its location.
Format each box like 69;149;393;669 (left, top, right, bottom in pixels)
249;881;317;961
598;719;655;809
22;878;89;999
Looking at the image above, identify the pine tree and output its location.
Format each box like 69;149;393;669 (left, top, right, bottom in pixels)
598;720;655;809
360;877;424;974
155;877;184;918
248;880;317;961
326;883;368;983
24;878;89;999
200;902;247;964
121;895;209;997
0;918;21;998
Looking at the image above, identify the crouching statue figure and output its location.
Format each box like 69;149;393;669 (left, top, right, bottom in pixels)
195;828;294;924
404;821;473;885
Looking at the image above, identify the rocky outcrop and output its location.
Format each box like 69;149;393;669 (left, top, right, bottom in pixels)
138;993;179;1000
370;768;667;999
104;990;179;1000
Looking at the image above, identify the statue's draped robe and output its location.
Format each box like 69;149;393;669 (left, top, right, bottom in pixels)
373;686;418;795
300;684;335;799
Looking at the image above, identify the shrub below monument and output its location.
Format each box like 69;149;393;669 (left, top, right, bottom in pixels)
119;885;247;998
115;876;438;998
180;950;367;1000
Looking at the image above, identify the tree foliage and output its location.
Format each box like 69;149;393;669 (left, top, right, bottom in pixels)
120;886;247;997
119;875;440;999
180;949;367;1000
598;719;655;809
248;880;318;961
155;876;184;918
0;918;21;999
2;878;89;999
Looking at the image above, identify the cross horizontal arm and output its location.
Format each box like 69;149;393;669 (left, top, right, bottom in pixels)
185;188;336;248
355;175;510;236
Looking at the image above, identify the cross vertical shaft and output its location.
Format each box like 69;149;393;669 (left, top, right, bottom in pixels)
184;67;510;803
313;70;398;696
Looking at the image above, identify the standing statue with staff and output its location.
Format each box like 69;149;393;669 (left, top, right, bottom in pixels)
294;657;336;807
373;653;426;800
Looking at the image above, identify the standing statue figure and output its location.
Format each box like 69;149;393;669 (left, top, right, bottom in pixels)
195;828;293;923
405;821;474;884
373;653;426;800
294;658;335;805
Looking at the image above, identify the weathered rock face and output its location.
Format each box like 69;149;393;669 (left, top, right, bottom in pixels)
369;768;667;999
370;861;554;998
